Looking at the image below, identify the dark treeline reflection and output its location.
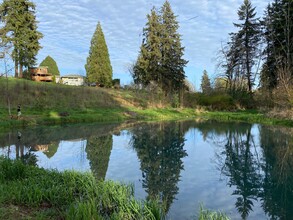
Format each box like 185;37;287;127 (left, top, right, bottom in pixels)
259;126;293;220
86;135;113;180
198;121;293;220
129;121;189;212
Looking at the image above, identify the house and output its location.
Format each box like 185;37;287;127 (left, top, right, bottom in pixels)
29;66;53;82
61;75;85;86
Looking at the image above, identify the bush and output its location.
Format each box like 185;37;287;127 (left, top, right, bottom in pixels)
196;93;236;111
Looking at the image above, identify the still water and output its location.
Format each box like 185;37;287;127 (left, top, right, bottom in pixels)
0;120;292;219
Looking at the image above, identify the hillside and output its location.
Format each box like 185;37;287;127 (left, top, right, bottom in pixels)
0;78;197;129
1;78;292;131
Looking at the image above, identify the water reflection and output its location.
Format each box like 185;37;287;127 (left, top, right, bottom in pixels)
210;123;262;219
86;135;113;180
130;122;188;212
0;121;293;219
259;126;293;220
199;122;293;220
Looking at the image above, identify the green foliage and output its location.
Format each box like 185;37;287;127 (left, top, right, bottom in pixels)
86;135;113;180
221;0;261;93
261;0;293;90
133;1;187;95
0;0;43;77
198;205;230;220
85;22;113;87
197;93;235;111
201;70;212;94
214;78;226;93
112;78;120;88
40;55;60;76
0;157;165;219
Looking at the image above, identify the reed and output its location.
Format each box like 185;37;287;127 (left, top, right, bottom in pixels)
198;205;230;220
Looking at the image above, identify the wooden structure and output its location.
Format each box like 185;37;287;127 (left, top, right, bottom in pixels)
30;66;53;82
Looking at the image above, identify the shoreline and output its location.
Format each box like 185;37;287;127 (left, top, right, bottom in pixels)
1;107;292;133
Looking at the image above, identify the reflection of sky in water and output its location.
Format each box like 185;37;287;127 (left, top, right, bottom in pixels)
0;123;272;220
106;131;147;199
36;139;89;172
168;127;266;219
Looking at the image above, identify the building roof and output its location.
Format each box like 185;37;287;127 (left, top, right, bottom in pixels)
61;74;85;79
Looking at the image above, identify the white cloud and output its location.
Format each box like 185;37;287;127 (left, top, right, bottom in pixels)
34;0;271;85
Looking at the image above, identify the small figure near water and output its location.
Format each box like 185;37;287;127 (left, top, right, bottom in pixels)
17;104;21;119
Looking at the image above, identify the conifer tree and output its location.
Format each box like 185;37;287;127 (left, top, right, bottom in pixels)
133;1;187;96
261;0;293;89
160;1;187;94
0;0;43;78
133;8;162;86
85;22;112;87
200;70;212;94
40;56;60;76
232;0;261;93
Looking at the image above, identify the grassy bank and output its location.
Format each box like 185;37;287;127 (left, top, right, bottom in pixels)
0;157;164;220
0;157;230;220
0;78;292;132
202;110;293;127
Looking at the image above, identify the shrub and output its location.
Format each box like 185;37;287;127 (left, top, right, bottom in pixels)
197;93;236;111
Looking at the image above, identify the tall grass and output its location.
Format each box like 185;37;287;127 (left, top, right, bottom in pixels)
198;205;230;220
0;157;164;219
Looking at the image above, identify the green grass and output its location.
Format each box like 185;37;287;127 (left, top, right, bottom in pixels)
197;205;230;220
202;110;293;127
0;157;164;220
0;77;292;132
0;157;232;220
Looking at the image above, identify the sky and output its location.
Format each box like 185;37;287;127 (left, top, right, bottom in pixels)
33;0;270;89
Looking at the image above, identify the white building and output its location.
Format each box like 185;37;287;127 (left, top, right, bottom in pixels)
61;75;85;86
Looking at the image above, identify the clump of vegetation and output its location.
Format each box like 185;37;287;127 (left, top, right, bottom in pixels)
198;205;230;220
40;55;60;76
0;157;164;219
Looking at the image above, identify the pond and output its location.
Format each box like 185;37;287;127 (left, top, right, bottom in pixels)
0;120;292;219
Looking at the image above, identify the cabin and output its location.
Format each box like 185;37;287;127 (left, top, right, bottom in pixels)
61;75;85;86
29;66;53;82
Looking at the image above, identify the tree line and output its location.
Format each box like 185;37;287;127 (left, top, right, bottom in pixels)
216;0;292;108
0;0;292;109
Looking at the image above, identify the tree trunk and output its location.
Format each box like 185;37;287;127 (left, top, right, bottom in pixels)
14;60;19;78
19;63;23;78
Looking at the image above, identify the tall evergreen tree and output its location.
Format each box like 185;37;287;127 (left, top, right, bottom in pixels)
160;1;187;94
232;0;261;93
85;22;112;87
200;70;212;94
133;8;162;86
0;0;43;78
261;0;293;89
40;55;60;76
133;1;187;96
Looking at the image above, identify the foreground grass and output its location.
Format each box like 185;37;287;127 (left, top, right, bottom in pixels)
0;157;230;220
0;157;164;220
198;206;230;220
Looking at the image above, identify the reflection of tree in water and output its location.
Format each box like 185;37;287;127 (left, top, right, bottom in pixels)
86;135;113;180
197;122;262;219
221;125;262;219
130;122;188;213
201;121;293;220
259;126;293;220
